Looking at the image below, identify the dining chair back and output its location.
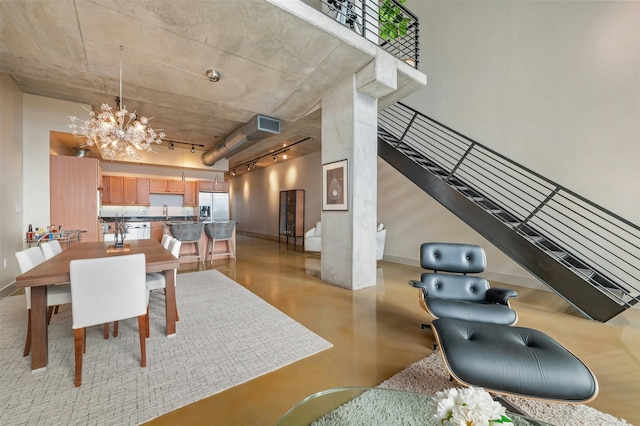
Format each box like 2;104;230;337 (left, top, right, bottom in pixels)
15;246;72;356
146;238;182;321
41;240;63;260
69;253;148;386
161;234;172;249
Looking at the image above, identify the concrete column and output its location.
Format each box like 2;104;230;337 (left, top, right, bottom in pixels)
321;55;397;290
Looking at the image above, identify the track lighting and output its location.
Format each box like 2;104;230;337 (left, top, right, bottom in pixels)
231;169;236;176
273;155;278;162
191;144;195;153
169;142;175;150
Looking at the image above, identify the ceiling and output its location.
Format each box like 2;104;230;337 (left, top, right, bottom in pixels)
0;0;423;176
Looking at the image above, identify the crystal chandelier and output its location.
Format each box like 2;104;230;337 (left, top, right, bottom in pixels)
68;46;165;160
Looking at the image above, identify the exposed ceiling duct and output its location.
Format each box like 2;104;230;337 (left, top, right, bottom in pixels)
201;114;281;166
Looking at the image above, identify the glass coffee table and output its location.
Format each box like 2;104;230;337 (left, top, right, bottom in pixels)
277;387;553;426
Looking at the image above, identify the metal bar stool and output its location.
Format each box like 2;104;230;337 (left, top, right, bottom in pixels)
169;222;204;264
204;221;236;263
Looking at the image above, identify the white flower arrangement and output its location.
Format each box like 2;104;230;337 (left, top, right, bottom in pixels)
433;387;513;425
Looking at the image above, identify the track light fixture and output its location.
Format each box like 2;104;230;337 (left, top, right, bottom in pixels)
273;155;278;162
169;142;175;150
191;144;195;153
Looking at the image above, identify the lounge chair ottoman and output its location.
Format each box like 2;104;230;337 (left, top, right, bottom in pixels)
431;318;598;403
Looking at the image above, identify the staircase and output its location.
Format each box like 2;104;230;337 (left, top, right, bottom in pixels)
378;102;640;322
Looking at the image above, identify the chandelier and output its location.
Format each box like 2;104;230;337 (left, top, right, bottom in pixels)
68;46;165;160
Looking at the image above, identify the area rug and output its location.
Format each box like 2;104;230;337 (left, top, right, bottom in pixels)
0;270;332;425
376;353;630;426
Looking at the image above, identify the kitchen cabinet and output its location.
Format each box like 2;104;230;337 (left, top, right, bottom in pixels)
101;175;110;204
198;180;228;192
136;178;150;205
123;177;136;205
123;177;150;205
102;176;150;206
151;221;164;242
104;176;124;205
278;189;304;246
50;155;100;242
183;181;196;206
150;178;185;194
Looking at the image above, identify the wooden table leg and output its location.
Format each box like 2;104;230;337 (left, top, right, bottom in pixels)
164;269;176;336
30;286;48;370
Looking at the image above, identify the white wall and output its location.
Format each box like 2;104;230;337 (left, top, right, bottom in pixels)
22;94;92;233
228;151;322;238
0;75;24;292
404;0;640;225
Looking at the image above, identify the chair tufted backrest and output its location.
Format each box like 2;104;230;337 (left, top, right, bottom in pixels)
419;242;486;274
419;273;490;302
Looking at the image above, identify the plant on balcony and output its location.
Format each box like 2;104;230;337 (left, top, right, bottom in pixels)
379;0;411;42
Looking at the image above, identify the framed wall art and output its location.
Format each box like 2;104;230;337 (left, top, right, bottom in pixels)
322;159;348;211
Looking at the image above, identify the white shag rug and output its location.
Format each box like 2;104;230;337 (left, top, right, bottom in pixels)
0;270;332;425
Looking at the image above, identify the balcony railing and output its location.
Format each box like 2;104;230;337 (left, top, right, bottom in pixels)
309;0;419;67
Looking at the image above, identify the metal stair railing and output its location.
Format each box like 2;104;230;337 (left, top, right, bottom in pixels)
378;102;640;313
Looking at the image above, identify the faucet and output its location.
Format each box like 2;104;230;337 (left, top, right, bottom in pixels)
163;204;168;220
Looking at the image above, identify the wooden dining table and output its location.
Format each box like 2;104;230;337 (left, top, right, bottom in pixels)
16;239;180;371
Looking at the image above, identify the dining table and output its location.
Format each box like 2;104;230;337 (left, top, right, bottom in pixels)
16;239;180;372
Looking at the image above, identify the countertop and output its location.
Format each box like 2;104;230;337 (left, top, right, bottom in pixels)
100;216;198;223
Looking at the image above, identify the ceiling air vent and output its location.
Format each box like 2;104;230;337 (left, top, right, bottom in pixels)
257;115;281;134
201;114;281;166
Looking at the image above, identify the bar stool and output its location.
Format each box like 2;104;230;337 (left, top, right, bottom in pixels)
204;221;236;263
169;222;204;264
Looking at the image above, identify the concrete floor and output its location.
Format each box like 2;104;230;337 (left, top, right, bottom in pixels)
146;234;640;425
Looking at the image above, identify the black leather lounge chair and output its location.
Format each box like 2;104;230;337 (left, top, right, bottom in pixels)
409;242;518;326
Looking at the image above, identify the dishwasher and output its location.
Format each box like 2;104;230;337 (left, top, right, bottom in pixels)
103;222;151;241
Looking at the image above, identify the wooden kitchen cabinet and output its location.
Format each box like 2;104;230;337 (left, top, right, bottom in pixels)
151;221;164;242
102;176;149;206
101;175;110;204
150;178;184;194
123;177;137;205
123;177;150;205
50;155;100;242
183;181;196;206
150;178;168;193
106;176;124;205
136;178;150;205
198;180;228;192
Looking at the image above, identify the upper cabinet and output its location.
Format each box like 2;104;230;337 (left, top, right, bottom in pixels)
150;178;185;194
198;180;228;192
107;176;124;205
183;181;197;206
103;176;149;205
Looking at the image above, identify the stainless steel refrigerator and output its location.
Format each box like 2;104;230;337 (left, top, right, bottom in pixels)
198;192;230;222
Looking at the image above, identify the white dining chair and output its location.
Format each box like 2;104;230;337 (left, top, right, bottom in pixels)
69;253;149;387
160;234;172;249
15;247;72;357
146;238;182;322
40;239;63;260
